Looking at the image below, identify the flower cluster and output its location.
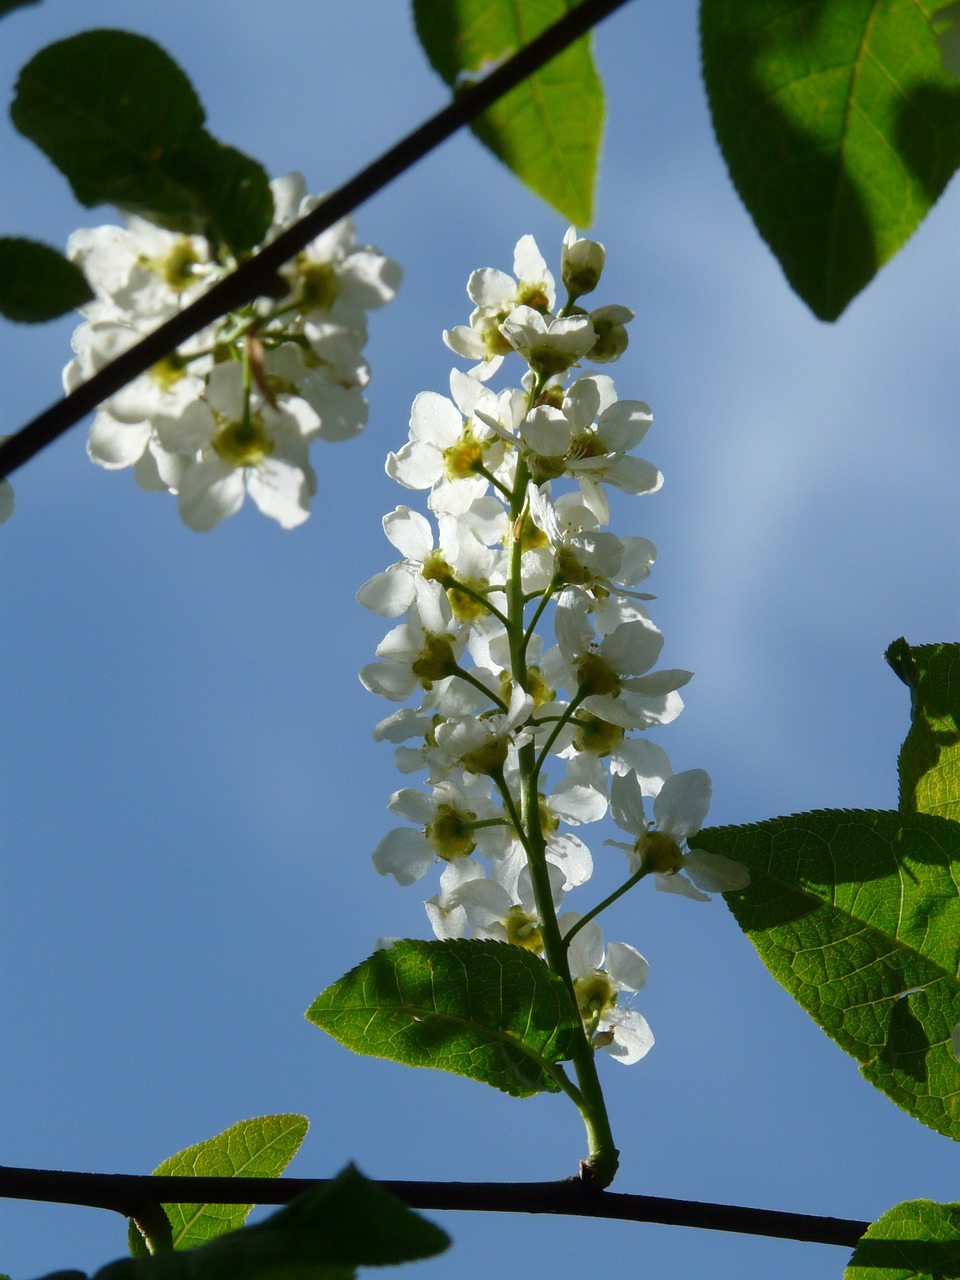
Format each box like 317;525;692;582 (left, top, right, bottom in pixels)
359;231;747;1066
63;173;400;531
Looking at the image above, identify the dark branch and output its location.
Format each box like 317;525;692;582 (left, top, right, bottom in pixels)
0;1165;868;1248
0;0;631;482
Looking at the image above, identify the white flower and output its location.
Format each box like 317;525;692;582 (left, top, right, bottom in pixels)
499;305;596;377
271;173;401;328
608;769;750;901
372;775;502;885
561;915;654;1064
357;504;504;620
426;860;565;946
559;376;660;496
155;363;319;531
67;217;215;318
371;678;492;774
554;589;691;730
526;482;655;598
385;370;502;515
360;585;463;702
431;683;534;779
443;234;557;379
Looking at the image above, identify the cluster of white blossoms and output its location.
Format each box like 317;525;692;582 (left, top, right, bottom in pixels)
359;229;748;1066
63;173;400;531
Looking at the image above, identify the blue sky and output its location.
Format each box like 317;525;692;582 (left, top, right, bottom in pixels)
1;3;958;1278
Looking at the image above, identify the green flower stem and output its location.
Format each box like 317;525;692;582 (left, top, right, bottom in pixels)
131;1202;174;1254
444;576;510;630
545;1062;587;1109
533;687;587;776
475;463;514;502
503;442;619;1188
563;868;649;949
521;578;560;656
241;337;254;425
451;663;509;712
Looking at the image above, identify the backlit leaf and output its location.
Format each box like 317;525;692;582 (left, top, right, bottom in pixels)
844;1199;960;1279
307;938;581;1097
700;0;960;319
697;808;960;1138
413;0;603;224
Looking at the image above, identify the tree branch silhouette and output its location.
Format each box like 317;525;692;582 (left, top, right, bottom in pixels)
0;1165;868;1248
0;0;630;483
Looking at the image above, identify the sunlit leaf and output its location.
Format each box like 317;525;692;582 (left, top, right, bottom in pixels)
844;1199;960;1279
697;808;960;1139
11;30;272;252
307;938;581;1097
886;639;960;823
0;237;92;322
126;1114;308;1257
413;0;603;224
700;0;960;319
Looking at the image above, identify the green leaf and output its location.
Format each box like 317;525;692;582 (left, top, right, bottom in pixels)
128;1115;309;1256
11;30;272;253
700;0;960;319
844;1199;960;1278
413;0;602;224
307;938;581;1097
696;809;960;1139
98;1165;449;1280
0;0;40;16
0;237;93;322
886;639;960;824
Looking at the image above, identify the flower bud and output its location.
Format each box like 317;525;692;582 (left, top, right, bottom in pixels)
588;304;633;363
561;227;605;299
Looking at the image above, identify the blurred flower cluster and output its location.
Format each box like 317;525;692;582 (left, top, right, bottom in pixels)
63;173;400;530
359;230;748;1066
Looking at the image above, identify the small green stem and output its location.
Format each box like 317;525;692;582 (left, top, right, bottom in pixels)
533;688;587;778
451;663;508;712
563;868;649;949
131;1202;174;1254
475;464;514;502
444;576;510;629
521;579;560;657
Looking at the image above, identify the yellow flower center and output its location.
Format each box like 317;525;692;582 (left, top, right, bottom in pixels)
296;260;339;310
411;634;459;685
426;804;477;861
212;416;275;468
443;431;485;480
149;352;188;391
637;830;684;875
574;971;617;1025
504;906;543;953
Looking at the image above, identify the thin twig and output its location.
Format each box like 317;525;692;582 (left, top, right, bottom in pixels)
0;0;631;482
